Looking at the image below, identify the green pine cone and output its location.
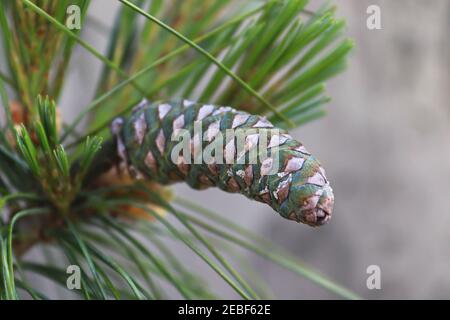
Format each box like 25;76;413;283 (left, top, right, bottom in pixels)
112;99;334;227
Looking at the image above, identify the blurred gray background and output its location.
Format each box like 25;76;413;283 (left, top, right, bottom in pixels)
16;0;450;299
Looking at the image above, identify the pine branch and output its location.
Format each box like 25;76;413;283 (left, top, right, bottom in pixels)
0;0;357;300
